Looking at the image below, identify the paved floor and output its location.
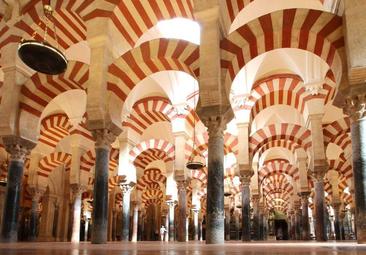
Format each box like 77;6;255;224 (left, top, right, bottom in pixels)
0;241;365;255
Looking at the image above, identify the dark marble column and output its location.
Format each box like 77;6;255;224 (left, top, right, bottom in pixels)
294;201;302;240
70;184;85;243
120;183;134;241
176;180;187;242
131;202;139;242
91;129;119;244
258;203;265;240
205;117;226;244
300;192;311;240
333;203;342;240
252;195;260;240
224;206;230;241
240;175;252;241
313;168;327;242
193;208;199;241
166;200;175;241
1;136;34;242
344;96;366;243
29;188;45;241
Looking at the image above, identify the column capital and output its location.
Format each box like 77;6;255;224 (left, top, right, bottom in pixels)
311;160;328;181
343;91;366;122
240;175;252;186
2;135;36;162
120;182;135;194
176;180;188;192
92;126;121;149
70;183;87;202
29;186;46;203
299;191;311;200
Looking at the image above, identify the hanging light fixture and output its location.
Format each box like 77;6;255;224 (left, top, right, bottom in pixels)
18;1;68;75
224;177;232;197
186;87;204;170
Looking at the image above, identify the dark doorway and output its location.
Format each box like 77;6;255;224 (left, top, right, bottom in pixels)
274;219;289;240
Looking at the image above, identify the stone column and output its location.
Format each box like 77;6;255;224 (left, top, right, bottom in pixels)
300;192;311;240
240;174;252;241
204;117;226;244
313;168;327;241
333;203;342;240
111;209;117;241
289;210;295;240
131;202;139;242
29;187;45;241
343;93;366;243
167;200;175;241
0;186;6;232
120;183;134;241
0;136;34;242
252;195;260;240
225;206;230;241
91;128;119;244
38;194;58;241
192;208;199;241
164;209;169;242
70;184;86;243
294;200;302;240
176;180;187;242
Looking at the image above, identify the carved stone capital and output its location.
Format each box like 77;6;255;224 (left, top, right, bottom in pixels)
92;128;119;149
240;175;252;186
120;182;135;194
343;92;366;122
70;183;87;202
202;115;226;138
2;136;35;162
166;200;176;207
299;191;310;202
29;186;46;203
312;162;328;182
304;82;323;95
176;180;187;192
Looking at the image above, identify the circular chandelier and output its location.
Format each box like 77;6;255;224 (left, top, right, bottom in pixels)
186;88;204;170
18;2;68;75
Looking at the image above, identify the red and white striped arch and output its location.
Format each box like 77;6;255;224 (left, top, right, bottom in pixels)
107;38;199;104
102;0;194;48
39;114;71;148
80;148;119;173
262;174;294;194
185;132;238;160
221;9;344;89
259;161;299;182
15;8;86;51
142;189;164;202
129;139;174;163
328;159;352;179
323;117;350;145
191;167;208;185
37;152;71;178
257;140;301;158
123;97;176;135
250;123;311;156
133;148;173;170
20;61;89;117
136;168;167;191
236;74;336;121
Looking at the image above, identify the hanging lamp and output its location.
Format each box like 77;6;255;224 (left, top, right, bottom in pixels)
18;1;68;75
224;177;232;197
186;88;204;170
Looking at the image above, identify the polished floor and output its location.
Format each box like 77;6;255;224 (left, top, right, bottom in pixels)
0;241;365;255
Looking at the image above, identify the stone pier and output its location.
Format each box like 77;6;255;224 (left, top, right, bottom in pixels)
0;136;35;242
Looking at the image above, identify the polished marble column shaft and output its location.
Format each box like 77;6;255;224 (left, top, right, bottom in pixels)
314;171;327;241
177;180;187;242
241;176;251;241
120;184;133;241
167;201;175;241
300;192;310;240
1;137;34;242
